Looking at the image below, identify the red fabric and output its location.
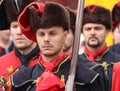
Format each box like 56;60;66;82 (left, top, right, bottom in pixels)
18;2;45;42
68;52;72;58
116;2;120;6
84;44;107;61
36;52;66;91
111;62;120;91
0;51;38;91
36;71;64;91
89;5;96;12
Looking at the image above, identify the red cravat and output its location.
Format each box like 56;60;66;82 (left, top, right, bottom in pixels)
36;52;66;91
84;44;107;61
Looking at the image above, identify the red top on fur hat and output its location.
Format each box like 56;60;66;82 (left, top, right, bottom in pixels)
18;2;45;42
89;5;95;12
83;5;111;30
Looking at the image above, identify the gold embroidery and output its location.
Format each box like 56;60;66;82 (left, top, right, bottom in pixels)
0;77;6;90
61;75;65;83
101;62;109;75
7;78;11;87
7;66;14;73
54;56;69;73
33;77;39;85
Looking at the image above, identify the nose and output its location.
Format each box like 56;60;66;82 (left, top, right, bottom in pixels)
90;28;95;34
16;26;22;34
44;34;50;42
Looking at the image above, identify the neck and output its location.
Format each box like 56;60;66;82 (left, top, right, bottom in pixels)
18;43;37;55
86;43;106;52
65;47;72;55
0;38;11;48
41;50;64;62
84;43;108;61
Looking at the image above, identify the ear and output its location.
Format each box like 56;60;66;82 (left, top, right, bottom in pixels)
64;30;69;37
64;30;68;39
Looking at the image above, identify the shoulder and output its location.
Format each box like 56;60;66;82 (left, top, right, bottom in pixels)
77;55;108;81
0;51;16;60
0;51;20;76
109;43;120;54
76;61;100;85
78;55;102;70
113;62;120;74
109;43;120;50
11;65;35;87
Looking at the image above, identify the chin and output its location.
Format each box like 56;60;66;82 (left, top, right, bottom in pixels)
43;51;52;55
15;45;26;50
88;42;99;47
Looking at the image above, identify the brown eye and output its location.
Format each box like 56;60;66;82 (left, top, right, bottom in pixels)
10;23;18;28
84;27;91;31
11;25;18;28
37;32;45;37
94;27;102;30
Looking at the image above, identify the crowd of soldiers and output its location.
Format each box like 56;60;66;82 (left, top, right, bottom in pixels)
0;0;120;91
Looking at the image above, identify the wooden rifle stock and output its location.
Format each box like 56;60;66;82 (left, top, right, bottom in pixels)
65;0;84;91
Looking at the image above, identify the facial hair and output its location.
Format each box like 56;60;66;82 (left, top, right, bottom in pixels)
87;36;100;48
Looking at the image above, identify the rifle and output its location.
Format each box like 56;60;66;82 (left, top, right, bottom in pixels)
65;0;84;91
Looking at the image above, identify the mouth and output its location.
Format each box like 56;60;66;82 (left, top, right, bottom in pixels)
15;36;26;41
89;37;97;40
90;38;97;41
16;38;24;40
43;45;52;49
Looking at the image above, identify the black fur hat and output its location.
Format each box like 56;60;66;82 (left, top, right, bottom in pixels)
18;2;70;42
66;7;76;35
4;0;38;23
83;5;111;30
112;2;120;29
0;0;9;30
29;2;70;32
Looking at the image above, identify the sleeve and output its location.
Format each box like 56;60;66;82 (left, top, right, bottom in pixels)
111;62;120;91
75;63;109;91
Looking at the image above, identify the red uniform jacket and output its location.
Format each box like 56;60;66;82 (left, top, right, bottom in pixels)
0;50;39;91
111;62;120;91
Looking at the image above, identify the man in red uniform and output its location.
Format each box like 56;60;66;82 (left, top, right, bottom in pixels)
111;2;120;91
0;0;40;90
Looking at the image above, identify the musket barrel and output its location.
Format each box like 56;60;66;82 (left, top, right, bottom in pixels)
65;0;84;91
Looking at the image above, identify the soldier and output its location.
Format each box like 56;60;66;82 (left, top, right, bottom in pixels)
63;7;76;57
11;2;109;91
110;2;120;91
111;2;120;44
109;2;120;55
0;0;14;56
79;5;120;90
0;0;40;90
